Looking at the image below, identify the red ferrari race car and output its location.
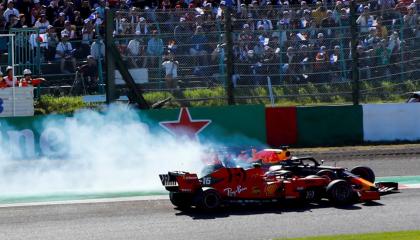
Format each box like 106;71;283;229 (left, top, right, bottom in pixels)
159;148;398;210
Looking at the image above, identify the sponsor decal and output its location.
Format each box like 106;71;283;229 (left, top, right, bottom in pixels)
252;186;261;195
159;108;212;141
265;184;277;196
183;175;198;180
224;185;248;197
179;188;192;192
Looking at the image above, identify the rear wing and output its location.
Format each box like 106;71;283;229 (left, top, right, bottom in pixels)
159;171;201;192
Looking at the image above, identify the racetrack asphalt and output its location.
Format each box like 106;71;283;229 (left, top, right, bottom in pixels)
1;155;420;240
0;189;419;240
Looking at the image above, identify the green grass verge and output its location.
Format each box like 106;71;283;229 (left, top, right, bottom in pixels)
35;95;99;114
144;79;420;107
277;231;420;240
35;79;420;113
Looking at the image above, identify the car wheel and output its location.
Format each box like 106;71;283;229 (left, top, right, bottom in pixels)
316;169;337;180
169;192;192;209
199;189;221;210
326;180;354;205
351;166;375;183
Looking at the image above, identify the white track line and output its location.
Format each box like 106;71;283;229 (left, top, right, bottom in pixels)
0;195;169;208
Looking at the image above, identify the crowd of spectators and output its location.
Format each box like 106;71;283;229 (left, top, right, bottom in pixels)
0;0;106;75
0;0;418;90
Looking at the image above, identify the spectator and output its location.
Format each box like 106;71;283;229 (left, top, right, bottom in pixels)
79;1;92;20
356;6;374;34
45;25;59;61
73;11;84;27
90;39;105;60
330;45;344;81
162;53;179;90
313;46;330;82
312;1;328;26
357;45;372;80
80;20;95;57
55;33;77;73
126;33;144;68
3;0;19;23
34;14;50;33
78;55;98;94
15;14;26;28
30;0;42;26
143;30;164;68
19;69;44;87
46;0;60;24
135;17;149;35
0;70;5;88
61;20;77;39
365;27;381;48
256;17;273;32
296;44;312;81
374;39;392;78
5;14;18;30
53;12;66;32
403;5;417;39
375;17;388;39
189;26;210;67
3;66;17;87
321;10;337;37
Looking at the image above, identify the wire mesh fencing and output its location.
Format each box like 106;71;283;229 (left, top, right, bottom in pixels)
112;2;419;106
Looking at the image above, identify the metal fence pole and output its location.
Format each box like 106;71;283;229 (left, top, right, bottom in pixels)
350;0;360;105
225;7;235;105
95;24;105;94
105;8;117;104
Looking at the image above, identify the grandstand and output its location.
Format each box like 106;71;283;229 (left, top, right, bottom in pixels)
0;0;418;104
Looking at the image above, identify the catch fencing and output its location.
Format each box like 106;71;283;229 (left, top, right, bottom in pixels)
112;3;419;106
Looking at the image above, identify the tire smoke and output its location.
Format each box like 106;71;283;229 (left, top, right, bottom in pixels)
0;105;207;196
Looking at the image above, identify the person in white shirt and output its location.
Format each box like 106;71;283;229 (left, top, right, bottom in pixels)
162;53;179;90
90;39;105;60
55;34;76;73
356;6;374;33
126;33;143;68
3;0;19;23
34;14;50;33
61;21;77;39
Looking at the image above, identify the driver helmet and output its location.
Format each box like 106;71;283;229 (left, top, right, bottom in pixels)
23;69;32;76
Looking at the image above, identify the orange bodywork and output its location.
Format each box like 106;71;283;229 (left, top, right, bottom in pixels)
253;149;291;164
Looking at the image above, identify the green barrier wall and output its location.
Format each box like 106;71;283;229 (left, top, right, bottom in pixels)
0;105;267;158
140;105;267;145
0;104;369;158
296;105;364;146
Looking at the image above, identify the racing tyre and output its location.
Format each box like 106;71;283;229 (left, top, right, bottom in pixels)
326;180;354;205
351;166;375;183
316;169;337;180
169;192;192;209
199;189;221;210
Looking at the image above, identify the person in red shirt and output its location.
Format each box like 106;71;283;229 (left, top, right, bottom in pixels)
0;70;6;88
3;66;17;87
19;69;45;87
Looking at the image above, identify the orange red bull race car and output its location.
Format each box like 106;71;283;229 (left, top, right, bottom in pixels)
159;148;398;210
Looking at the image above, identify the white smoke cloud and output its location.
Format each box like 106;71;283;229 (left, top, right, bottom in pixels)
0;105;209;197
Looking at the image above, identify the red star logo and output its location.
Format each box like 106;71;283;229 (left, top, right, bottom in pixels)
159;108;212;141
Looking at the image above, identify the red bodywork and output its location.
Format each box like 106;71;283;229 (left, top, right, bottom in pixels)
160;166;375;203
160;150;397;209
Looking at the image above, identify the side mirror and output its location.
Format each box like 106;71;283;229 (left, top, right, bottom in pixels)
321;160;324;165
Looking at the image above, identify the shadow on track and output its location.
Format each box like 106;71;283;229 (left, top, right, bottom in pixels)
174;200;383;220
